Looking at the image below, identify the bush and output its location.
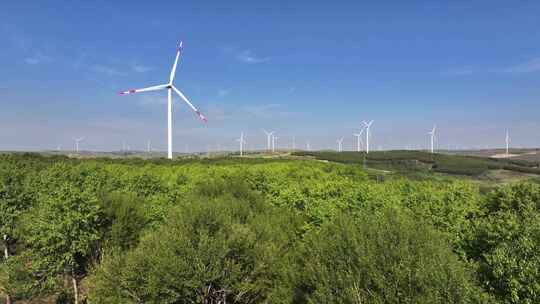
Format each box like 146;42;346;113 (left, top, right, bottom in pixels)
99;192;148;250
296;209;488;303
467;183;540;303
88;183;303;303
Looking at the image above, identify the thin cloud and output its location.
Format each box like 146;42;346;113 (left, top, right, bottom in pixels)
241;103;297;119
442;67;474;76
24;52;52;65
131;63;153;73
90;64;125;76
444;57;540;76
137;95;167;106
504;57;540;73
218;89;230;97
236;50;270;64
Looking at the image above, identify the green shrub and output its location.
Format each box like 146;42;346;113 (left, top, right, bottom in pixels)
297;209;489;303
467;183;540;303
88;185;303;303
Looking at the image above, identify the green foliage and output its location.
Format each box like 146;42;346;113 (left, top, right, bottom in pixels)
297;209;488;303
88;182;302;303
20;182;102;290
2;153;540;303
466;183;540;303
0;157;33;240
99;192;148;250
0;254;34;301
295;150;540;177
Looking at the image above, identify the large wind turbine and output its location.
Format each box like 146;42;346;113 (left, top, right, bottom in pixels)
236;132;246;156
73;137;84;153
119;41;207;160
263;130;274;151
362;120;374;154
428;125;436;154
353;127;365;152
337;138;344;152
505;129;510;155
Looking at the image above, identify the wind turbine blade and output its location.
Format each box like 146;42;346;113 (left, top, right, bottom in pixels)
118;84;168;95
169;41;183;83
172;86;207;122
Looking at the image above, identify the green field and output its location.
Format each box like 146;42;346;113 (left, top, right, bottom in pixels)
294;150;540;180
1;153;540;303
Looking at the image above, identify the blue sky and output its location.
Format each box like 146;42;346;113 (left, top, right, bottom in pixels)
1;1;539;152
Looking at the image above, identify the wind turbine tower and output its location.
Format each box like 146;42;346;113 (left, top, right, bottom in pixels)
119;41;208;160
272;136;279;152
337;138;344;152
505;129;510;155
73;137;84;153
263;130;274;152
428;125;436;154
353;127;365;152
362;120;374;154
236;132;246;156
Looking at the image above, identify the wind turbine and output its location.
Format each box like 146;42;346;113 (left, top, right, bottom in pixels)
272;136;279;152
306;141;311;151
73;137;84;153
337;138;344;152
353;127;365;152
119;41;207;160
147;140;151;153
292;136;296;152
263;130;274;152
428;125;436;154
236;132;246;156
505;129;510;155
362;120;374;154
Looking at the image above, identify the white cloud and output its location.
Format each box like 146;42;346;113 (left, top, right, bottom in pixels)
90;64;125;76
218;89;230;97
443;67;474;76
24;52;52;65
241;103;294;119
236;50;269;64
137;95;167;106
444;57;540;76
504;57;540;73
131;63;153;73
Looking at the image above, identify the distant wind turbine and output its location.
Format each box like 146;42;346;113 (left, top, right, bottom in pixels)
362;120;374;154
337;138;344;152
119;41;207;160
292;136;296;152
263;130;274;152
272;136;279;152
505;129;510;155
306;141;311;151
353;127;365;152
428;125;436;154
73;137;84;153
236;132;246;156
147;140;151;153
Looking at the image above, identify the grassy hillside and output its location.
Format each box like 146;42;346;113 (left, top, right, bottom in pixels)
293;150;540;177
